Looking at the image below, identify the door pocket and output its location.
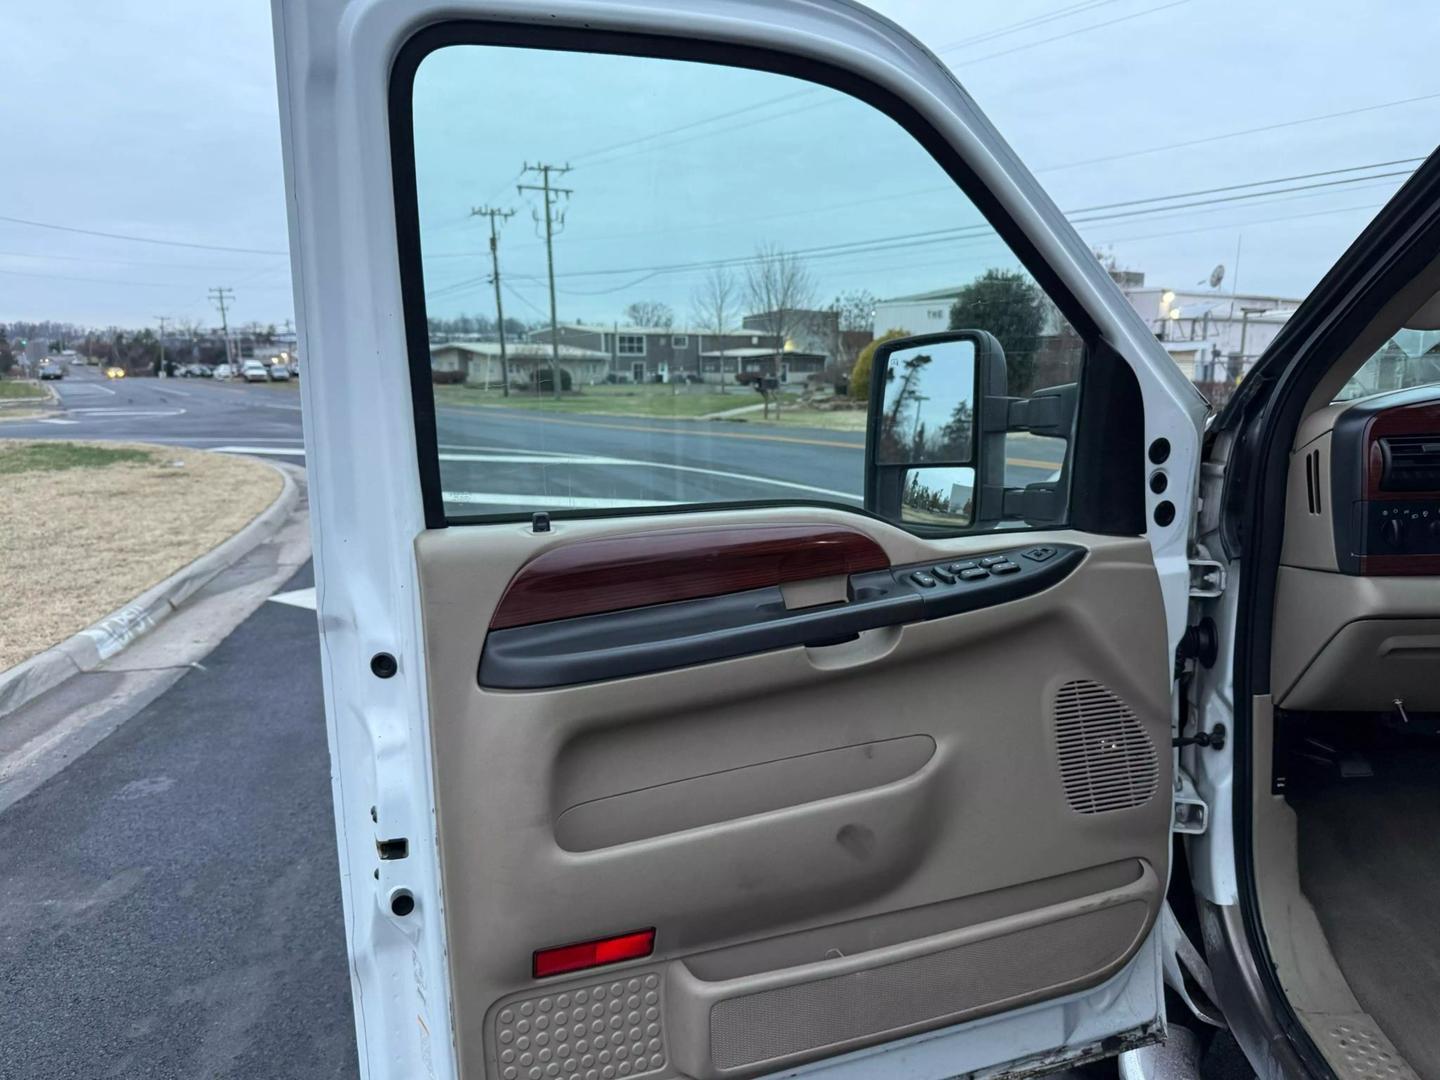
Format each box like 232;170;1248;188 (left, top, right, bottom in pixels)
555;736;936;852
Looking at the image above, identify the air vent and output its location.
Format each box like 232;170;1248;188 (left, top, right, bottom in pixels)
1380;435;1440;492
1304;448;1323;515
1052;679;1158;814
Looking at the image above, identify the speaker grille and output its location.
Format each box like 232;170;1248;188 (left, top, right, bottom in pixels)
1053;679;1158;814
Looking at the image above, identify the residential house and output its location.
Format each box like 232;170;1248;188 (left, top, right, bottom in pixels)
527;322;811;384
430;341;610;387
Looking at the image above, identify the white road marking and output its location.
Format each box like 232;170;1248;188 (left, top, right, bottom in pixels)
65;407;185;418
37;418;80;425
210;445;306;456
58;384;115;397
268;587;317;610
437;451;860;501
443;492;682;509
148;384;191;397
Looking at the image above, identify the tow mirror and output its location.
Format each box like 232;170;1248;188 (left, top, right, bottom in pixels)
864;330;1075;530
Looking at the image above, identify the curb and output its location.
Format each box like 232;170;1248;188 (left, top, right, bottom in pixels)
0;460;301;720
0;381;57;421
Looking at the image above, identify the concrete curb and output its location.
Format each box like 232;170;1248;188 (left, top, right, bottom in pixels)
0;461;301;720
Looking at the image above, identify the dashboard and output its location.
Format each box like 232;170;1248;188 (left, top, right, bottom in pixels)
1285;385;1440;575
1274;385;1440;712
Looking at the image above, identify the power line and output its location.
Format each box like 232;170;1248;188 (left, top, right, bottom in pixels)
424;159;1414;301
210;287;236;366
471;205;516;396
574;0;1196;171
1037;92;1440;173
0;214;286;255
517;163;573;397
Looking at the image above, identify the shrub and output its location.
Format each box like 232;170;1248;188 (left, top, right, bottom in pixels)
849;328;910;403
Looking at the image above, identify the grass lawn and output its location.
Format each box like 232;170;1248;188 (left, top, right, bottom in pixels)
0;441;154;473
433;382;747;418
738;407;869;432
0;440;281;671
0;380;46;401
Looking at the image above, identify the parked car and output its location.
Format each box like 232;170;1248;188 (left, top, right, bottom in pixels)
37;361;63;380
103;366;125;380
212;363;234;380
240;360;269;383
266;363;291;382
180;363;212;378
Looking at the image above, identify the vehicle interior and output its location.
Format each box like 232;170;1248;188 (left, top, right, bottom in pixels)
1249;259;1440;1080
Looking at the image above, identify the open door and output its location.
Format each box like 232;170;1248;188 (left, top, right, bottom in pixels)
270;2;1208;1077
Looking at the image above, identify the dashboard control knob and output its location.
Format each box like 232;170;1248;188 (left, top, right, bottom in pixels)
1381;516;1406;547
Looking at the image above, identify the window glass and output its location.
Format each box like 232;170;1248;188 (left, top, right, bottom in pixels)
1336;328;1440;402
410;43;1083;524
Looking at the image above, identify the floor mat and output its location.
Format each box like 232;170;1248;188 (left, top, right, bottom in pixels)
1292;747;1440;1078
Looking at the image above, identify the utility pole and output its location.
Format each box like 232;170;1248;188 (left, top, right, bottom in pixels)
518;162;572;399
155;316;169;376
470;205;515;397
209;287;235;367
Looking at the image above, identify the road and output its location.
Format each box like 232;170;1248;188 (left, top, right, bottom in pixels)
6;365;1062;516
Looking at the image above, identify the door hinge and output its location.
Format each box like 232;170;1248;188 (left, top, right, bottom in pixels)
1188;558;1225;598
1172;767;1209;835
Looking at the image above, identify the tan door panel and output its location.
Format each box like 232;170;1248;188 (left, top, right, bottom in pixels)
415;508;1171;1079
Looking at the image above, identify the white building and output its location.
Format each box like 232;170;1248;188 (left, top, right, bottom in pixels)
874;273;1300;384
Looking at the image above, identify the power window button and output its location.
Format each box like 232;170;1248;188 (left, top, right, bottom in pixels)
990;561;1021;575
979;555;1008;567
959;567;989;581
910;571;937;588
931;566;957;585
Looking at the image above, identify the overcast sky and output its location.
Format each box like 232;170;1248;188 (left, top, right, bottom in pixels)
5;0;1439;330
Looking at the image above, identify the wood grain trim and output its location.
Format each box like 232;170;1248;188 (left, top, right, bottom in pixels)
1365;402;1440;499
1359;554;1440;576
490;524;890;630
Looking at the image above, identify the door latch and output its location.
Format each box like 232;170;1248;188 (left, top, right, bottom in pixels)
1187;558;1225;598
1172;768;1209;835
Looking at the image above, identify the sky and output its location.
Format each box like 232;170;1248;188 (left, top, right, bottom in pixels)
4;0;1439;330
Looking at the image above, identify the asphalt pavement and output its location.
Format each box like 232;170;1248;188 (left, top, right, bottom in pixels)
0;562;358;1080
6;366;1062;517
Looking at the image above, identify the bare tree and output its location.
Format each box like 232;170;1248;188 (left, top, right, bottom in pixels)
825;289;877;378
623;300;675;328
744;246;817;415
691;266;738;393
744;245;817;360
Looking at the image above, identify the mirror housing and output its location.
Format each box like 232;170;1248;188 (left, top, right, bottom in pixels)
864;329;1076;531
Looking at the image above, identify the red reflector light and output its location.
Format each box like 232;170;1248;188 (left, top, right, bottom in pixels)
533;929;655;979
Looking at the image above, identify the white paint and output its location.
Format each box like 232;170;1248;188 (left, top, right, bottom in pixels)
211;445;307;457
437;451;861;501
64;407;185;419
37;418;80;425
441;491;681;509
274;1;1204;1076
269;587;318;610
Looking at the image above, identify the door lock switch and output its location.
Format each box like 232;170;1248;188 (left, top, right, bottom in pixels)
931;566;957;584
910;571;937;588
1021;546;1056;562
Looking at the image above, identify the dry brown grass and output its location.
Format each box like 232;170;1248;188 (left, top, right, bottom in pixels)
0;441;282;671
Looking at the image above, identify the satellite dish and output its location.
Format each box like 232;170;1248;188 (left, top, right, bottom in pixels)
1208;264;1225;289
